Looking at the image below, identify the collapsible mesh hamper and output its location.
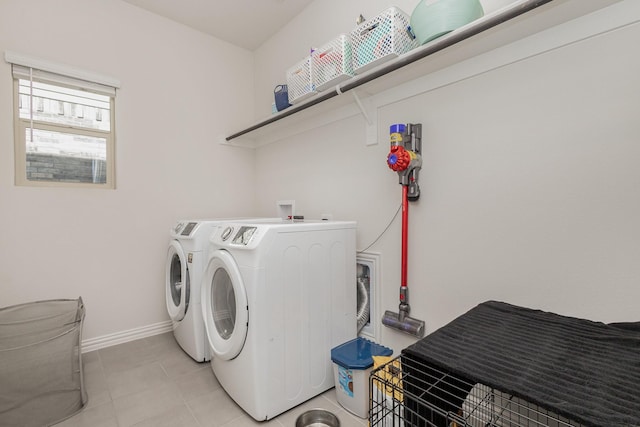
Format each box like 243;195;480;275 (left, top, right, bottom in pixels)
0;298;87;427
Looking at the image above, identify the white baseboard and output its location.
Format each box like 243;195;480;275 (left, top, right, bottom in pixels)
82;320;173;353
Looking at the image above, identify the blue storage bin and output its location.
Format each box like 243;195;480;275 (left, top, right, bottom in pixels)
274;84;291;112
331;337;393;418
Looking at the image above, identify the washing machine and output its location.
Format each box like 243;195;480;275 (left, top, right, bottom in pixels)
166;218;278;362
201;220;357;421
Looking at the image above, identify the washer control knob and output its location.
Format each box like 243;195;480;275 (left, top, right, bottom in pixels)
221;226;234;241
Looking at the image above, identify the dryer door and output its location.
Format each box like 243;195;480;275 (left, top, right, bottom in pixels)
166;241;190;321
201;249;248;361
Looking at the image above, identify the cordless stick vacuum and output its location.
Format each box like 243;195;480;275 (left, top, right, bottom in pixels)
382;123;426;338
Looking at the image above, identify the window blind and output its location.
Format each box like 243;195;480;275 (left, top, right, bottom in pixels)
5;51;120;96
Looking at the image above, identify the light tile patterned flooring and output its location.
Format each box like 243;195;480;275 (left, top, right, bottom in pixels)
58;332;368;427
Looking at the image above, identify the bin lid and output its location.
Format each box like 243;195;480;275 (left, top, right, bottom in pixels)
331;337;393;369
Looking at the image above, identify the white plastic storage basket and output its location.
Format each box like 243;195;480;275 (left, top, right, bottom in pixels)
312;34;354;92
286;57;316;104
351;7;418;74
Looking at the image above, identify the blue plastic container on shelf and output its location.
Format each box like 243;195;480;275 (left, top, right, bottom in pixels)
331;337;393;418
274;84;291;112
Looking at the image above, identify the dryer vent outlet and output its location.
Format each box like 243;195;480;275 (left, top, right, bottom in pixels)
357;252;380;342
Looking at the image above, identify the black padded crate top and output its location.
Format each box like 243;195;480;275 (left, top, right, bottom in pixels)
402;301;640;427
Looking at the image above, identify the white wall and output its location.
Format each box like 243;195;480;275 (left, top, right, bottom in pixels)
252;1;640;352
0;0;256;341
2;0;638;357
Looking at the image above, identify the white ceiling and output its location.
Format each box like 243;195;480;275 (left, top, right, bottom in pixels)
122;0;314;51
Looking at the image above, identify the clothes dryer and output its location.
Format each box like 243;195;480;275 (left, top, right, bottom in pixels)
166;218;278;362
201;220;357;420
166;220;222;362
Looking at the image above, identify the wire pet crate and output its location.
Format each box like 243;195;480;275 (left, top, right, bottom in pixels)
370;354;585;427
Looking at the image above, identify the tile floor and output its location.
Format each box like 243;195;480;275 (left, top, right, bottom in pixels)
57;332;368;427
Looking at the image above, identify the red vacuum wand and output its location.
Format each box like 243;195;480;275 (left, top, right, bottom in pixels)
383;123;425;337
401;184;409;292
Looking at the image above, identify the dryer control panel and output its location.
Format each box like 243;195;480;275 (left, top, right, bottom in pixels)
172;221;198;237
219;226;258;245
232;226;257;245
180;222;198;236
214;224;263;248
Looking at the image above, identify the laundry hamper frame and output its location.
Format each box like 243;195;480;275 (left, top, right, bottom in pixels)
0;297;87;427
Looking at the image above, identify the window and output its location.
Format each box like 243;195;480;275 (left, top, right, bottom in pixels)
7;54;118;188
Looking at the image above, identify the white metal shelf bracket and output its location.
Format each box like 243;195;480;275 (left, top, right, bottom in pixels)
351;90;372;125
351;90;378;146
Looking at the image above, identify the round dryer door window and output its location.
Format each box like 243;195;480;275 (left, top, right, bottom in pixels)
202;249;248;360
212;268;235;339
165;241;190;321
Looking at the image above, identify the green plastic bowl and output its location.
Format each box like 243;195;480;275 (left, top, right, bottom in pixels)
410;0;484;45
